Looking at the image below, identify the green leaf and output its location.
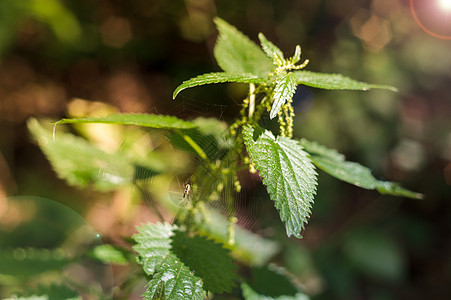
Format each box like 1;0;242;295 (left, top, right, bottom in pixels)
293;70;397;91
295;138;345;161
308;155;378;189
132;222;174;275
298;138;423;199
171;230;237;294
0;248;71;278
243;126;318;238
169;117;232;161
144;254;203;300
55;113;197;130
4;296;49;300
242;283;310;300
173;72;266;99
28;119;162;191
133;224;205;299
197;207;280;266
376;181;423;199
213;18;273;78
258;33;284;64
90;244;131;265
270;73;297;119
241;265;310;300
152;281;167;300
20;284;81;300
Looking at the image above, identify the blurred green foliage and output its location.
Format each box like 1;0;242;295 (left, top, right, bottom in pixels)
0;0;450;299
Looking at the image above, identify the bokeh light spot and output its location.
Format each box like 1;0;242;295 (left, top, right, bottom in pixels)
438;0;451;12
410;0;451;39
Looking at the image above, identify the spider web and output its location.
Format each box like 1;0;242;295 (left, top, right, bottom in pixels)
134;90;271;234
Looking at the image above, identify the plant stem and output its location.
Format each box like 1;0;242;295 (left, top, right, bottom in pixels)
248;83;256;118
175;129;208;161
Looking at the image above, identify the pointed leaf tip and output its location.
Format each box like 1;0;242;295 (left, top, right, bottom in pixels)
294;70;398;92
213;18;273;77
299;138;422;199
270;73;297;119
173;72;266;99
243;125;318;237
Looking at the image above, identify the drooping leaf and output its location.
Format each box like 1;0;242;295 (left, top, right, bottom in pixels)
308;155;378;190
132;222;175;276
171;230;237;294
144;254;203;300
55;113;197;130
28;119;162;191
270;73;297;119
376;181;423;199
213;18;273;78
295;138;345;161
258;33;284;64
293;70;397;91
173;72;266;99
243;126;317;238
298;138;423;199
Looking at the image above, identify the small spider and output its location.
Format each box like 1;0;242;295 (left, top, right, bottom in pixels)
182;183;191;202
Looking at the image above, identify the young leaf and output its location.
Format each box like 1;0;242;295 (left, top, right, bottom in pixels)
171;230;237;294
213;17;273;78
55;113;197;130
132;222;175;275
293;70;397;91
144;254;203;300
298;138;423;199
258;33;284;64
173;72;266;99
270;73;297;119
291;45;302;64
28;119;162;191
243;126;318;238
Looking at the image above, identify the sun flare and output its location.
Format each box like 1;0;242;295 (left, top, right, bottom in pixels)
438;0;451;12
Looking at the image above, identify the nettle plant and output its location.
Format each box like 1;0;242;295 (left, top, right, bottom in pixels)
28;18;422;299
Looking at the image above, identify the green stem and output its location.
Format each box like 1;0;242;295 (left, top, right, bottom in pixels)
248;83;256;118
175;129;208;161
227;216;238;245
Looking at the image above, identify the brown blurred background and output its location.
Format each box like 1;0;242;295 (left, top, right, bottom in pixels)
0;0;450;299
